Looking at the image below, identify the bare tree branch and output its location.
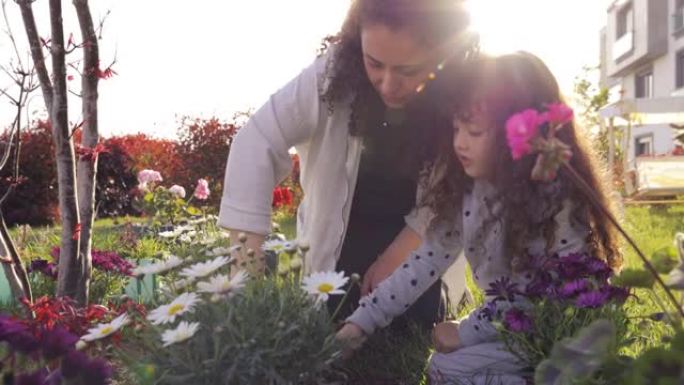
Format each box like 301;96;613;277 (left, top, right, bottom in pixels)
16;0;53;112
2;0;25;69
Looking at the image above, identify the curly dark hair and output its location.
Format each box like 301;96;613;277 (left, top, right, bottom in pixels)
319;0;475;137
421;52;622;271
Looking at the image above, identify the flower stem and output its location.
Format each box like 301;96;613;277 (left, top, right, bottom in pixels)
563;163;684;319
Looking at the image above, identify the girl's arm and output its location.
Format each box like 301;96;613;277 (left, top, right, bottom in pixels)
361;225;422;295
346;234;462;335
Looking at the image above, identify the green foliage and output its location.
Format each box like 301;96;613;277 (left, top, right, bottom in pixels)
129;277;341;385
336;324;432;385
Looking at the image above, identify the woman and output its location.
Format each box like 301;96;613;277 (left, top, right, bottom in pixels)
219;0;477;327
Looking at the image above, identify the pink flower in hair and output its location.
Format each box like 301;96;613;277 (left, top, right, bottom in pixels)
505;109;542;160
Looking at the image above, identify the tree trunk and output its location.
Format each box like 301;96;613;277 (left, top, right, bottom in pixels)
49;0;83;302
73;0;99;305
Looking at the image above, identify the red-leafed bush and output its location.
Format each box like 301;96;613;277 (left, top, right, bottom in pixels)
174;117;239;208
0;120;59;226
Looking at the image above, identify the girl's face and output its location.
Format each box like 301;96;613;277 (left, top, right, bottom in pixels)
452;109;497;180
361;23;439;109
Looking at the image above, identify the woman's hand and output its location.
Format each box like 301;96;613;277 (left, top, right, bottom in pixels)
432;321;461;353
335;322;367;359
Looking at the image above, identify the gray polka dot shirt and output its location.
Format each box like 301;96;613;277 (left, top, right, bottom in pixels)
346;180;590;336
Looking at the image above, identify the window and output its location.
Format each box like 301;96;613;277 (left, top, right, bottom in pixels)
675;0;684;34
635;70;653;99
635;135;653;157
677;49;684;89
616;3;633;39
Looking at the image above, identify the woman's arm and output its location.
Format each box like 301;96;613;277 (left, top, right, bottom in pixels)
218;54;329;272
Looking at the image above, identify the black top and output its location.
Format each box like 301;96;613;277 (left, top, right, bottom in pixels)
331;106;444;327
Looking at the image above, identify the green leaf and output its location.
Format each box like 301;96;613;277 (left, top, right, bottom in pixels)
652;246;679;274
612;268;656;289
534;319;615;385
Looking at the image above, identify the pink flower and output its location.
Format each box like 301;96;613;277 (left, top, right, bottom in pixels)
193;179;210;200
544;103;574;125
137;169;163;185
168;185;186;199
505;109;542;160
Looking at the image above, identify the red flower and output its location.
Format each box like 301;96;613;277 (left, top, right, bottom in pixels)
272;186;293;209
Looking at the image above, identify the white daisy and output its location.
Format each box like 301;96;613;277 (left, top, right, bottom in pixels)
196;271;248;297
301;271;349;302
172;277;196;290
132;255;184;276
158;230;178;238
161;321;200;347
179;256;231;279
147;292;200;325
262;239;287;253
207;245;241;257
80;313;130;342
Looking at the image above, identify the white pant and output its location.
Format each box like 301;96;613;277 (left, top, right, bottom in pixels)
428;342;528;385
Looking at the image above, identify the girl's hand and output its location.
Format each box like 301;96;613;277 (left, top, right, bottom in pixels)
432;321;461;353
335;322;367;359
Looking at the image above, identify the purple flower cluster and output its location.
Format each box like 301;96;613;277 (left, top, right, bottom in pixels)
484;253;630;334
27;259;58;279
92;250;134;276
522;253;628;308
41;247;134;277
0;315;112;385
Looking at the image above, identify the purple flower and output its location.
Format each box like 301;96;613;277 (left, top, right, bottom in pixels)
0;315;27;341
62;351;113;385
485;277;520;301
587;257;612;281
599;285;630;304
15;369;49;385
504;308;534;333
92;250;133;276
576;290;610;308
559;279;590;298
558;253;590;280
27;259;58;279
524;272;554;299
41;326;78;360
479;301;498;322
61;350;89;379
7;329;41;354
80;357;113;385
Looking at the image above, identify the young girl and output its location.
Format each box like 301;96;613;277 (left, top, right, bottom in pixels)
337;52;622;384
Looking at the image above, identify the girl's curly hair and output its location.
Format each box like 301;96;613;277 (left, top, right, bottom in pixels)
319;0;474;137
421;52;622;271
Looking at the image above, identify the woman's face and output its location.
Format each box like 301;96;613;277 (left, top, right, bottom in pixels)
361;23;439;109
452;109;497;180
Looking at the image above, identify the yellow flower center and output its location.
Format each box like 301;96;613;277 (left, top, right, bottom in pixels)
318;283;334;294
167;304;185;315
100;326;113;336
